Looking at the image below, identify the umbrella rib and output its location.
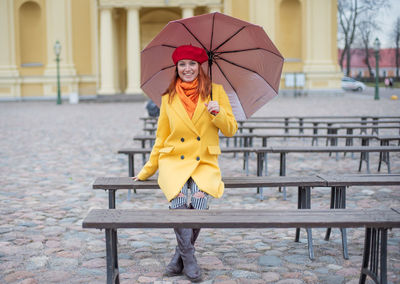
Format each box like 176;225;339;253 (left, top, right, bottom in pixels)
210;12;216;51
175;22;208;51
141;44;177;53
217;57;278;94
213;61;247;118
213;61;238;97
140;65;176;89
213;26;247;52
217;47;284;60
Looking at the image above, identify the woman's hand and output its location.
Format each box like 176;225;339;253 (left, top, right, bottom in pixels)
205;101;220;116
132;176;140;181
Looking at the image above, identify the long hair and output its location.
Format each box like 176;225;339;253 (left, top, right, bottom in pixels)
164;65;212;103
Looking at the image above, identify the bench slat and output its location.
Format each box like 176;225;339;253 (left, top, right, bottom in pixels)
119;146;400;155
82;209;400;229
92;176;327;190
317;174;400;186
92;175;400;190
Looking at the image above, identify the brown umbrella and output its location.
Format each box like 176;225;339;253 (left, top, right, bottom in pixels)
141;12;284;121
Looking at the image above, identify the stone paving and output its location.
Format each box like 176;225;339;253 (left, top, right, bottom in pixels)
0;92;399;284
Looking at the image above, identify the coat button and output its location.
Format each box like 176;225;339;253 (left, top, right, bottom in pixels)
197;136;200;141
196;156;200;161
181;138;184;142
181;155;184;160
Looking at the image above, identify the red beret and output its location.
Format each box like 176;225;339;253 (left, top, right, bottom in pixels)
172;45;208;65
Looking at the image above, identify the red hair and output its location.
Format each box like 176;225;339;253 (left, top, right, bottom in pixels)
164;66;212;103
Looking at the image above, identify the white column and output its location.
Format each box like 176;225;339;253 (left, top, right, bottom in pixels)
125;6;141;95
98;7;117;95
182;5;195;19
0;0;20;98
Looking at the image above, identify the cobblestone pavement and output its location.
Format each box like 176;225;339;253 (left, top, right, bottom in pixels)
0;93;399;284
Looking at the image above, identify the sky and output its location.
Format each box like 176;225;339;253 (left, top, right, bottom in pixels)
375;0;400;48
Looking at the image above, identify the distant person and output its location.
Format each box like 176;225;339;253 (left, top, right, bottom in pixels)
389;78;394;88
384;77;390;88
146;99;160;117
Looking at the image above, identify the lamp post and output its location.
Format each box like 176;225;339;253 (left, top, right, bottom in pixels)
54;40;62;104
373;37;380;100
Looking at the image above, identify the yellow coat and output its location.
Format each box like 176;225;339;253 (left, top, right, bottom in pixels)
137;83;238;201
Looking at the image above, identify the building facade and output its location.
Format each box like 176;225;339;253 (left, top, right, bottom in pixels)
0;0;342;100
339;48;399;79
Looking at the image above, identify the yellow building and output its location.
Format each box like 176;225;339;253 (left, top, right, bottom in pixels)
0;0;342;100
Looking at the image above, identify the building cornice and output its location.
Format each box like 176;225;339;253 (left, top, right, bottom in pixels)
99;0;221;8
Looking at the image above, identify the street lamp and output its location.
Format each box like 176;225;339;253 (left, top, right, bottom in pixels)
54;40;62;104
373;37;380;100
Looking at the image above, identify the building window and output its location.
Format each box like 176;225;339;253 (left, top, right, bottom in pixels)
19;1;44;67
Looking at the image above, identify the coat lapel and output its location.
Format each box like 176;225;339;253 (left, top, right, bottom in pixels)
170;94;200;136
191;95;210;126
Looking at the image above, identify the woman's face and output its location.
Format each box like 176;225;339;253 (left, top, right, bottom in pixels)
177;59;199;82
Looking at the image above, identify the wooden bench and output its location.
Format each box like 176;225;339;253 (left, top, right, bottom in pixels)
245;115;400;121
118;146;400;183
142;124;400;137
82;207;400;284
133;133;378;149
92;174;400;261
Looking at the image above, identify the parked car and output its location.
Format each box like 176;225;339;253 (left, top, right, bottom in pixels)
341;77;366;92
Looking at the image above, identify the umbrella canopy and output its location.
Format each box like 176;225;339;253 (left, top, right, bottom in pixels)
141;12;284;121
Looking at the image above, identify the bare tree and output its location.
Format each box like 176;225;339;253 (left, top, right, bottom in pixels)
338;0;388;76
393;17;400;79
357;11;379;78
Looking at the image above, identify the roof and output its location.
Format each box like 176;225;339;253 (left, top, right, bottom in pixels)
338;48;398;68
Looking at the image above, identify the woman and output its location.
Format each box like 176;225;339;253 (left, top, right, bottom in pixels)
133;45;237;282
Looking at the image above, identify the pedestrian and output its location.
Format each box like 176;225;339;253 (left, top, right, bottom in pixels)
132;45;238;282
389;77;394;88
385;77;390;88
145;99;160;117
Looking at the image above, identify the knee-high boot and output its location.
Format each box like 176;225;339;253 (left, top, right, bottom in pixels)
190;204;201;246
174;228;202;282
165;204;187;276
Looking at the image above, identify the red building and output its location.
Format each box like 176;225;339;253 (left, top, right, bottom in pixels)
339;48;398;78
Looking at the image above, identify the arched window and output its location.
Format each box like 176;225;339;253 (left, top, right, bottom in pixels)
19;1;44;68
278;0;302;63
140;8;181;50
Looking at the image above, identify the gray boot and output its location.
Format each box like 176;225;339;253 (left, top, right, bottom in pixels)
174;228;202;282
165;228;200;276
165;246;183;276
165;204;187;276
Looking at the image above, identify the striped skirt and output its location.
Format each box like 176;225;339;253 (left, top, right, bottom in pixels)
170;177;210;210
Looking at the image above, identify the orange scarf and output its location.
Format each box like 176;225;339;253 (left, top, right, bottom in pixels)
176;78;199;119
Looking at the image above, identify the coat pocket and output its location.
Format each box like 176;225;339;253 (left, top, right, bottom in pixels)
159;146;174;153
208;145;221;155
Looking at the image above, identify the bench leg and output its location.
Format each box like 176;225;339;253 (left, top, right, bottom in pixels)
128;154;136;197
358;138;370;173
306;228;314;260
256;152;264;201
109;190;116;209
295;186;314;260
105;229;120;284
378;151;391;174
359;228;388;284
325;186;349;259
358;152;370;173
279;153;287;200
